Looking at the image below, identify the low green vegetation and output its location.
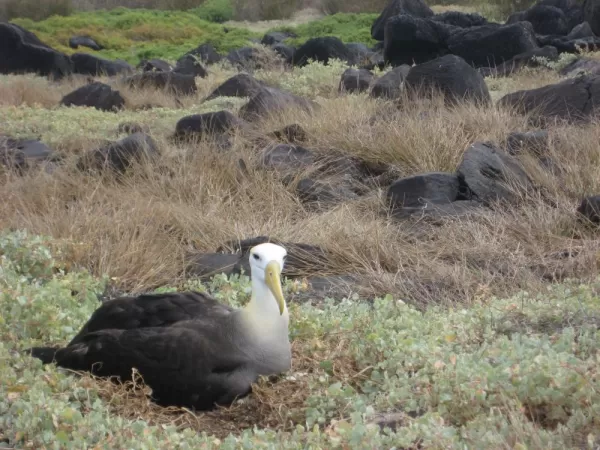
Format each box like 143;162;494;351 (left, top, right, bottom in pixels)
275;13;379;48
11;8;257;64
9;9;378;65
192;0;234;23
1;229;599;448
0;95;249;145
0;0;234;23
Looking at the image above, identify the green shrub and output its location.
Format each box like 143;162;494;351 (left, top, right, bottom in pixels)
277;13;379;47
255;58;351;97
191;0;233;22
11;9;258;64
0;0;73;21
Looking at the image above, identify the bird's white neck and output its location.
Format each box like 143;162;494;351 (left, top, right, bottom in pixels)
242;274;289;330
236;271;292;375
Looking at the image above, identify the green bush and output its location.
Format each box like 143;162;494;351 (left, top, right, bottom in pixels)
191;0;233;23
277;13;379;47
1;229;600;449
10;8;257;64
9;10;378;65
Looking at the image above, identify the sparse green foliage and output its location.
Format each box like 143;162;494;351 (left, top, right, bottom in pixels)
191;0;233;23
532;52;580;72
2;230;600;448
255;58;350;98
0;93;251;144
277;13;379;48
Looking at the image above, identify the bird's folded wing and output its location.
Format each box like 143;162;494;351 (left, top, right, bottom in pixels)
56;325;252;408
68;291;234;346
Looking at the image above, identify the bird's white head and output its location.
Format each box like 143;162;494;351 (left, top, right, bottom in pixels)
248;243;287;315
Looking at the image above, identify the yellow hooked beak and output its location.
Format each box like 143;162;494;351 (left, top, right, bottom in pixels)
264;260;285;315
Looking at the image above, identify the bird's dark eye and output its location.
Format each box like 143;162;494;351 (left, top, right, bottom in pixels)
253;254;260;260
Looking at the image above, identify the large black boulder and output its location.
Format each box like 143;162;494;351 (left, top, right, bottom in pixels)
239;87;316;122
584;0;600;35
567;21;595;39
204;73;266;102
510;4;570;35
258;144;315;173
431;11;489;28
369;65;411;99
273;43;296;64
383;15;456;66
339;68;375;93
124;72;197;95
499;74;600;123
181;43;222;65
404;54;491;105
387;172;461;210
174;111;244;140
0;22;73;79
371;0;434;41
456;142;533;205
447;22;539;68
0;135;55;173
226;46;263;70
78;133;160;174
293;36;353;66
71;53;133;77
60;82;125;112
173;54;208;78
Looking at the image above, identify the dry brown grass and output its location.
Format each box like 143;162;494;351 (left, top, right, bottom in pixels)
1;62;600;308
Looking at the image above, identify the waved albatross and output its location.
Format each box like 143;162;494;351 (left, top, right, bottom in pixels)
27;243;291;411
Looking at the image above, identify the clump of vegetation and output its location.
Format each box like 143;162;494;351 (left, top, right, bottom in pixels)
1;230;600;448
0;0;235;22
191;0;233;22
11;8;258;64
277;13;379;47
8;9;379;65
